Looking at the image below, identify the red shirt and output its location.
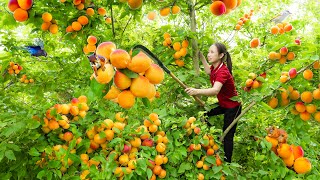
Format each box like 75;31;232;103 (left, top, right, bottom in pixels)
210;63;240;108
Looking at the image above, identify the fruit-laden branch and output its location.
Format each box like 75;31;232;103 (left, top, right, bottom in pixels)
219;60;318;143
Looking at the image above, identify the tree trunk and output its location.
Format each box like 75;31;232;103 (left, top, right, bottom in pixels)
188;0;200;76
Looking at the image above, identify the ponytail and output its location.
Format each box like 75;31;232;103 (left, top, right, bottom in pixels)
214;42;233;75
225;52;232;75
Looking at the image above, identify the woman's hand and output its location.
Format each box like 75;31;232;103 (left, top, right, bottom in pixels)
185;87;199;96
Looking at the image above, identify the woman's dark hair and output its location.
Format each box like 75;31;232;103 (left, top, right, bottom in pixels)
214;42;232;75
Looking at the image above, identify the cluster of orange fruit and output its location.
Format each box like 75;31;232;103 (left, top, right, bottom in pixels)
88;41;164;109
69;0;87;10
83;35;98;54
20;74;34;84
210;0;242;16
159;4;181;17
41;95;90;134
66;15;89;33
235;9;254;30
268;46;295;64
41;12;58;34
265;126;312;174
8;0;33;22
270;22;293;35
37;111;169;179
182;117;223;180
162;32;189;67
7;61;23;75
244;72;266;92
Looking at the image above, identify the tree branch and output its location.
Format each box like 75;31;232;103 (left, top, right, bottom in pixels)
121;15;133;37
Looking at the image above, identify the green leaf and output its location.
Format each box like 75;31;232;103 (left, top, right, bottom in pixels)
131;49;140;57
28;120;41;129
141;98;151;107
178;162;192;174
37;170;46;179
205;156;216;165
29;147;40;156
119;68;139;78
212;166;223;174
147;168;153;179
5;150;16;160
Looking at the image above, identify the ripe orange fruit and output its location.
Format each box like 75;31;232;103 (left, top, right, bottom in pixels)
95;64;115;84
118;90;135;109
128;0;143;10
153;165;162;175
147;11;156;20
156;143;166;153
268;51;277;60
98;7;107;16
42;12;52;22
182;40;189;48
160;7;170;16
277;143;293;159
13;8;28;22
289;90;300;100
265;136;278;148
71;21;82;31
270;26;280;34
295;102;306;113
300;111;311;121
77;15;89;25
313;60;319;69
301;91;313;103
144;64;165;84
293;157;312;174
303;69;313;80
104;85;120;100
130;76;152;98
110;49;131;69
313;89;320;100
210;1;226;16
250;38;260;48
96;42;117;60
158;169;166;178
86;8;94;16
286;52;295;60
128;52;152;73
171;5;180;14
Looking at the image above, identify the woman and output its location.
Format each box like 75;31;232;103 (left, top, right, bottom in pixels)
185;42;242;163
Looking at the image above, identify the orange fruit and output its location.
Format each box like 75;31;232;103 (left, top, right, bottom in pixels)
301;91;313;103
118;90;135;109
250;38;260;48
13;8;28;22
128;0;143;10
42;12;52;22
293;157;312;174
303;69;313;80
171;5;180;14
160;7;170;16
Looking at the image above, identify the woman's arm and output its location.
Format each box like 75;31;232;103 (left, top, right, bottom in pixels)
185;81;223;96
199;52;211;75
